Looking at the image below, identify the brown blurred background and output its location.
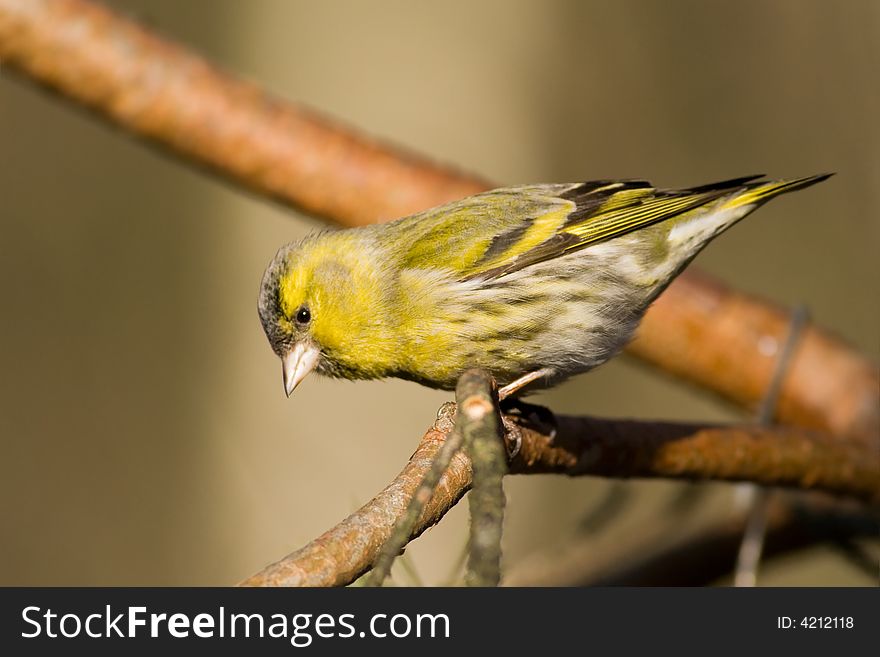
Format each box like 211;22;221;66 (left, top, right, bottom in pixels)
1;0;877;585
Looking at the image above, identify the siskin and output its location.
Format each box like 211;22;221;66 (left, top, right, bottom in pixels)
258;174;829;398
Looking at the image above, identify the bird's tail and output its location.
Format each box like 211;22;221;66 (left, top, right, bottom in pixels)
724;173;834;210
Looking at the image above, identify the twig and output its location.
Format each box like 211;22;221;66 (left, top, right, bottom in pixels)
734;305;810;587
458;370;507;587
1;0;876;441
733;495;769;587
241;410;879;586
396;552;425;588
240;404;469;587
441;540;470;586
754;306;811;425
364;403;464;587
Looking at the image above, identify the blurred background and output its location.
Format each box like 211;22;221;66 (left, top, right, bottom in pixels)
1;0;877;585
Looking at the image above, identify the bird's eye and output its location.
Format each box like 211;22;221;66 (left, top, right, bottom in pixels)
295;306;311;325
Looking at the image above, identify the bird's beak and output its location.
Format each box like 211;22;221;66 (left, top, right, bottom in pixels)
281;342;320;397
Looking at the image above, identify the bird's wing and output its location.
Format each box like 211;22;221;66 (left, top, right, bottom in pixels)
390;176;765;281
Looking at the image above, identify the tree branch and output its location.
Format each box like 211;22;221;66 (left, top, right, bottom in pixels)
2;0;877;442
628;272;878;441
458;370;506;587
0;0;487;225
240;403;468;588
515;416;880;501
240;407;878;587
362;402;464;587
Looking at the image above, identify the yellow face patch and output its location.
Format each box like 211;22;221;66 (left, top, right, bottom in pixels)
277;239;347;320
278;268;308;320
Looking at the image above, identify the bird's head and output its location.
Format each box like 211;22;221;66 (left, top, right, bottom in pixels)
258;235;392;396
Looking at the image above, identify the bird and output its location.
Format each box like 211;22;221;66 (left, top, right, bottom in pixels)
258;174;830;399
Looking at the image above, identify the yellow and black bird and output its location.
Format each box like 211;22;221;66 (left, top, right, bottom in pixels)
258;174;830;397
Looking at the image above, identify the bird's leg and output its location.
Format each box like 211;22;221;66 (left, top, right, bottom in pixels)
497;369;558;455
497;369;557;450
497;368;554;400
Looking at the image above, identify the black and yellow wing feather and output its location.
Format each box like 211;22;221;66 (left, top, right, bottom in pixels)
384;174;829;281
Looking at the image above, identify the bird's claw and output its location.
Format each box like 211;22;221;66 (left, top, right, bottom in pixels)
501;415;523;460
500;398;558;443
